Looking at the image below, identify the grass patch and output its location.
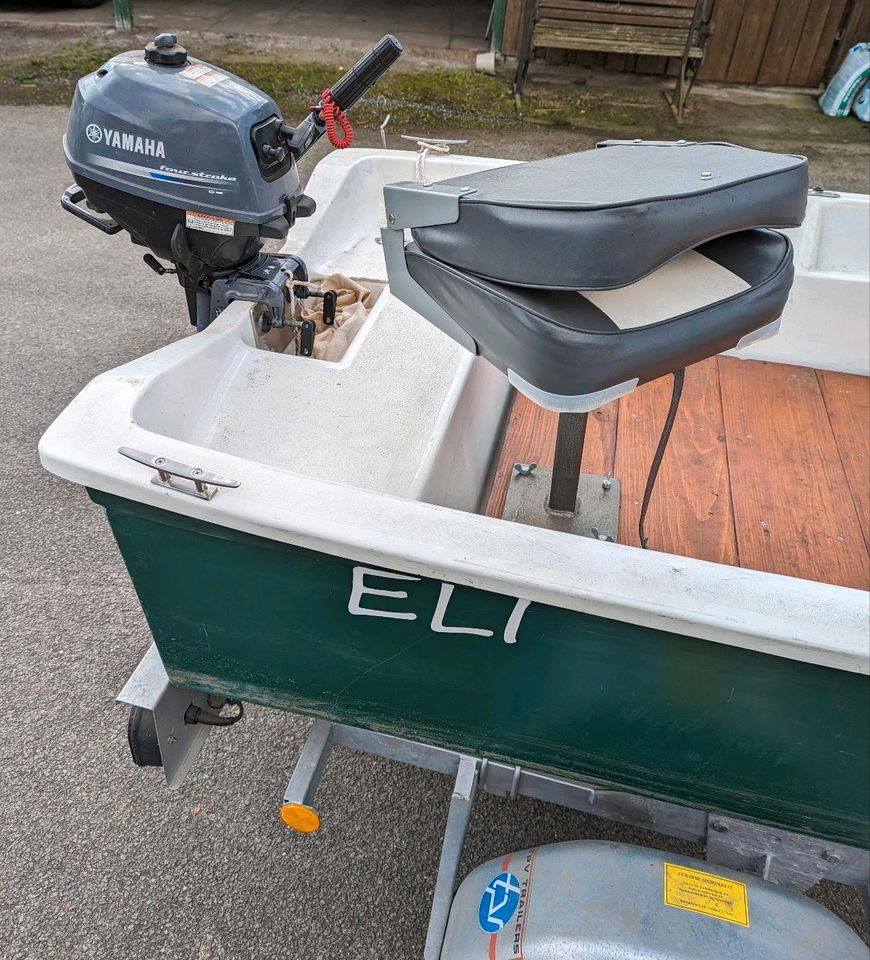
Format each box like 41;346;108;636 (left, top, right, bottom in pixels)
0;40;653;133
0;40;638;132
1;39;866;149
0;41;518;127
226;58;517;127
2;42;117;84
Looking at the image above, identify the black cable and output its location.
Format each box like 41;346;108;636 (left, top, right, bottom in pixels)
638;368;685;550
184;699;244;727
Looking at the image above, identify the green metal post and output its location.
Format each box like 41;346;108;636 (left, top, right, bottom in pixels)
490;0;507;53
113;0;133;32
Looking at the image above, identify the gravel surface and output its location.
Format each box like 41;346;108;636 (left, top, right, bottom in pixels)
1;104;867;959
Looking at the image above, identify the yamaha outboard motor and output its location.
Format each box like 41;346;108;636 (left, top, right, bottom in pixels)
62;33;402;344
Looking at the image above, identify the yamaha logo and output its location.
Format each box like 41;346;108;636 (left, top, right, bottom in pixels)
98;126;166;158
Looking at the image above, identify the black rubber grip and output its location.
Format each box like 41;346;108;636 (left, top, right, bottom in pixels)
329;35;403;111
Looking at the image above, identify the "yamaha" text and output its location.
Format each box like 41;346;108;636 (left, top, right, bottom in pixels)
102;128;166;157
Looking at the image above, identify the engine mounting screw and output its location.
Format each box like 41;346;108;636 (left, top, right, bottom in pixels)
710;820;729;833
822;850;841;863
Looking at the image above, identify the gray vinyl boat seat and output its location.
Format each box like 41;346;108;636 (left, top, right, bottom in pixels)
404;230;792;409
381;140;806;412
411;141;808;290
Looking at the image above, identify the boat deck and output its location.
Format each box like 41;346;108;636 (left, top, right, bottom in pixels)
485;358;870;591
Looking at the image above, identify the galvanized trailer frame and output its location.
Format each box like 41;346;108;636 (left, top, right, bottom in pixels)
120;644;870;960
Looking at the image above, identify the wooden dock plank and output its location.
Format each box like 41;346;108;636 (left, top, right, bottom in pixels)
718;358;869;590
614;358;738;563
817;368;870;554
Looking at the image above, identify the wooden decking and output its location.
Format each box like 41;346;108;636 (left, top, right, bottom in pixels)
485;358;870;591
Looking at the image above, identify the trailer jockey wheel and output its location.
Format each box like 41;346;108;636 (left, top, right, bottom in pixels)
127;706;163;768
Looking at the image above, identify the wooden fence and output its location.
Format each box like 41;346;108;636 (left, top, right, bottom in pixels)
503;0;869;87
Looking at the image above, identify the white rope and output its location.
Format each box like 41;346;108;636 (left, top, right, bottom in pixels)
413;139;451;186
285;280;300;353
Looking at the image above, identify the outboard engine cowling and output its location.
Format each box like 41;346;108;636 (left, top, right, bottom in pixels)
62;32;402;334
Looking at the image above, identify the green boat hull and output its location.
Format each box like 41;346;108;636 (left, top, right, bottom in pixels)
91;490;869;849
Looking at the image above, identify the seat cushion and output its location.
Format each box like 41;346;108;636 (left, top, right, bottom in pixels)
411;141;807;291
405;228;794;408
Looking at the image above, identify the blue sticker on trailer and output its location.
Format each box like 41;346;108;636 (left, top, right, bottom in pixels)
478;871;521;933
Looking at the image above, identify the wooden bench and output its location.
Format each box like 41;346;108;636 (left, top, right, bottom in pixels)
514;0;713;120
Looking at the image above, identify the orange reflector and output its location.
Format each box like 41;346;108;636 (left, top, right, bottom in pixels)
280;803;320;833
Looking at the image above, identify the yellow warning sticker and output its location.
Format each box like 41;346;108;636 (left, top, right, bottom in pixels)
663;863;749;927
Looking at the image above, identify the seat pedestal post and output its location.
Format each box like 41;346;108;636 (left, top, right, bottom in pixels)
501;409;620;542
548;412;588;514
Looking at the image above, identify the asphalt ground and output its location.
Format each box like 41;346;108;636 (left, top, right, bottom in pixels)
1;105;868;959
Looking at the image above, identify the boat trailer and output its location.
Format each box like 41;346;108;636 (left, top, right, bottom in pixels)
122;644;869;959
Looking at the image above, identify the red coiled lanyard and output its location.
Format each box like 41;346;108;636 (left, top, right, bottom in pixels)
317;88;353;149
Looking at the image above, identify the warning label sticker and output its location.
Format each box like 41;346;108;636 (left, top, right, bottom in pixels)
663;863;749;927
185;210;235;236
195;70;227;88
179;63;212;80
179;64;227;87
